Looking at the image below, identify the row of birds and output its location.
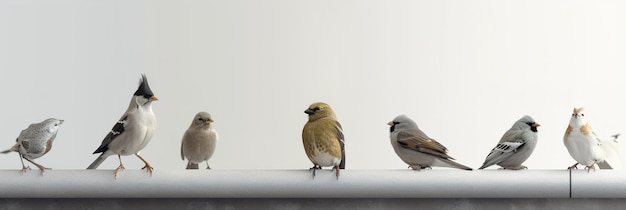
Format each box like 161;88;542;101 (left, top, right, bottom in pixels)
2;75;619;179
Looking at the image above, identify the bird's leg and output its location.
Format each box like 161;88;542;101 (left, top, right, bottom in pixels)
333;165;340;179
309;165;321;178
18;155;31;174
136;154;153;175
409;165;427;170
567;163;579;170
23;157;50;174
114;155;125;179
206;162;211;170
585;165;596;173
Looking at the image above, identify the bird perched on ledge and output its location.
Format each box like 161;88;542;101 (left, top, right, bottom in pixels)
181;112;218;169
87;74;158;179
388;115;472;170
302;102;345;179
479;115;540;170
2;118;64;174
564;107;605;172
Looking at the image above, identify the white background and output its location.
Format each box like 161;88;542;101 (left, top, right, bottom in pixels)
0;0;624;171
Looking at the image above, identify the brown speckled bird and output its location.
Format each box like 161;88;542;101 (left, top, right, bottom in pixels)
302;102;345;179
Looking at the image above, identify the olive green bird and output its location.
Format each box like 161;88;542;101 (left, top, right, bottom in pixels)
302;102;345;179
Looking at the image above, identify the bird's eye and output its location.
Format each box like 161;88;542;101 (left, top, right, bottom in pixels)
393;122;399;125
198;118;203;121
581;114;584;117
314;107;322;111
572;114;575;116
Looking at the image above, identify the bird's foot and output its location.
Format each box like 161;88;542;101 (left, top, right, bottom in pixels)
309;165;321;179
114;164;125;180
505;165;528;170
585;165;596;173
20;166;31;174
141;164;154;175
567;163;579;170
409;165;430;170
332;165;340;179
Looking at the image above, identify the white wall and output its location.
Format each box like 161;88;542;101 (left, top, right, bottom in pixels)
0;0;624;171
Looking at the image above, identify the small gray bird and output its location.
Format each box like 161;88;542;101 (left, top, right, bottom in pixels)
388;115;472;170
479;115;540;170
2;118;64;173
87;74;158;179
181;112;218;169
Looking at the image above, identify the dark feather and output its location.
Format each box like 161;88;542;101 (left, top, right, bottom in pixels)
134;74;154;98
93;115;127;154
335;121;346;169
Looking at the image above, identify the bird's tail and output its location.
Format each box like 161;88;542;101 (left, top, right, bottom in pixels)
437;158;473;170
186;162;199;169
87;155;107;169
0;149;12;154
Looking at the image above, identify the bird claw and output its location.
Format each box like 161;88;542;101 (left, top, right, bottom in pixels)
409;165;430;170
21;166;31;174
141;164;154;175
114;164;125;180
332;165;340;179
309;165;321;179
567;163;579;170
585;165;596;173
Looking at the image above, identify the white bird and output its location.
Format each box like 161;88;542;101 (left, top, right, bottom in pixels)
479;115;540;170
564;107;605;172
87;74;158;179
388;115;472;170
2;118;63;173
181;112;218;169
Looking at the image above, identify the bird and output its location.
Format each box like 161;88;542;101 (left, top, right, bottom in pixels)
564;107;605;172
302;102;345;179
388;115;472;170
479;115;540;170
87;74;158;179
181;112;218;169
2;118;64;173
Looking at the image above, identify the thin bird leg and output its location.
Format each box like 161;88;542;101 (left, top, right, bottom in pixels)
114;154;125;179
585;165;596;173
567;163;579;170
23;157;50;173
309;165;321;178
18;155;31;174
136;154;153;175
333;165;340;179
205;162;211;170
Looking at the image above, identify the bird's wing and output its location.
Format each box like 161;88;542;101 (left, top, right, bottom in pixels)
396;129;452;159
181;130;188;161
92;115;128;154
335;121;345;169
480;141;525;169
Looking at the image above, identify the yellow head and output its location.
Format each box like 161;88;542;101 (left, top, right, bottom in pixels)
304;102;337;122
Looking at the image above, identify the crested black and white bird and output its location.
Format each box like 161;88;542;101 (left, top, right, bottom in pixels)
479;115;540;170
2;118;64;173
181;112;218;169
87;74;158;179
388;115;472;170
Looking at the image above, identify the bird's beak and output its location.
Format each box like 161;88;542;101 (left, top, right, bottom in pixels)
205;119;214;124
533;123;541;127
387;121;394;126
59;120;65;125
150;96;159;101
304;109;315;115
